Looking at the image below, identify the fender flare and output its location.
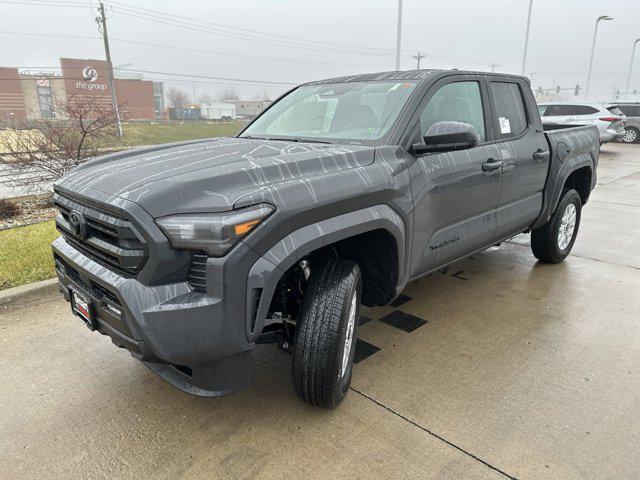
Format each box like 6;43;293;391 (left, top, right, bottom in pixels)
531;152;595;231
244;205;406;342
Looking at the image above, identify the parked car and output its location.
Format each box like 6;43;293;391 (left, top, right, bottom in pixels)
537;102;625;144
607;102;640;143
52;70;600;408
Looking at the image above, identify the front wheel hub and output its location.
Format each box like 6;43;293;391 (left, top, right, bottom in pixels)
557;203;577;251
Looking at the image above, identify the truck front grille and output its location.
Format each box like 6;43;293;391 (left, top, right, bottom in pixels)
54;193;147;277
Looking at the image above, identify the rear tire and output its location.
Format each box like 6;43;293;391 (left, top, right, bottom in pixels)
622;127;639;144
292;258;361;408
531;189;582;263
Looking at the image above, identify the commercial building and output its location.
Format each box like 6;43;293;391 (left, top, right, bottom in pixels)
0;57;162;121
227;100;272;119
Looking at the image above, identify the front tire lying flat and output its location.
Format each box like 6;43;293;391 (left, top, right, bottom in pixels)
292;258;361;408
531;188;582;263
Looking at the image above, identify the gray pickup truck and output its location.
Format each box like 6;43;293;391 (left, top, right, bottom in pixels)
52;70;599;408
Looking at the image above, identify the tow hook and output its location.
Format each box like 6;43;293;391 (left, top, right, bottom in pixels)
300;259;311;281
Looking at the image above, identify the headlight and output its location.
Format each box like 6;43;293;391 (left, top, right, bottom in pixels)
156;204;274;256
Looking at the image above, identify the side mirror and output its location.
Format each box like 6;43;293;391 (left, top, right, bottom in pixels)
410;121;480;155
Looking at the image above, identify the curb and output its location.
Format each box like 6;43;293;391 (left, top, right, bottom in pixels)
0;278;59;308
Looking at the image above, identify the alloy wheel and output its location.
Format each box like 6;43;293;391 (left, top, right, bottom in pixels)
557;203;577;251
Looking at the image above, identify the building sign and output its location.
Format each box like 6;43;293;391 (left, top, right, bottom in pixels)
60;58;110;96
75;65;107;91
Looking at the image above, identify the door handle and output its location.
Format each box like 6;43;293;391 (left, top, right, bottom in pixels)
533;149;550;161
482;159;504;172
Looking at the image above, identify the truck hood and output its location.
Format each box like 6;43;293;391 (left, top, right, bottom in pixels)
55;137;375;217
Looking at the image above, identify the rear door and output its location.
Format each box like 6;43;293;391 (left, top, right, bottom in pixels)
540;104;578;125
574;104;600;126
404;76;502;276
487;79;549;238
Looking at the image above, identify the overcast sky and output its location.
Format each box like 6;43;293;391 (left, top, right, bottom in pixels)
1;0;639;102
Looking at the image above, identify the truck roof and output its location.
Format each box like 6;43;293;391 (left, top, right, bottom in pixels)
304;69;526;86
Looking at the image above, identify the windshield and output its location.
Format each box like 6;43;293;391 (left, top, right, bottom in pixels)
241;81;417;143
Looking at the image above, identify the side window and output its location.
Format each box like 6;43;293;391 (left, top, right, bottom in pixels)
537;105;548;116
490;82;528;139
575;105;599;115
623;105;640;116
419;81;486;142
560;105;578;116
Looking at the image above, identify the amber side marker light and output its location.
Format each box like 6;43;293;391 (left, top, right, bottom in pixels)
234;219;260;236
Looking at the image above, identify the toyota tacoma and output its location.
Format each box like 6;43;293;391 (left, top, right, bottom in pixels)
52;69;600;408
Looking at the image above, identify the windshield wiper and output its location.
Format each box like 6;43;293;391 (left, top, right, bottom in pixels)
242;135;269;140
267;137;332;144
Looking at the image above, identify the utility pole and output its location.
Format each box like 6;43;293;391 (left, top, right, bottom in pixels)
395;0;403;71
192;81;197;104
521;0;534;75
97;2;122;137
413;51;426;70
489;62;500;73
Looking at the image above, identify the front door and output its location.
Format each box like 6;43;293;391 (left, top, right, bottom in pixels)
406;78;502;276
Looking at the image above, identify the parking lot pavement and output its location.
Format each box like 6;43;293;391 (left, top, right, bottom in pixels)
1;143;639;479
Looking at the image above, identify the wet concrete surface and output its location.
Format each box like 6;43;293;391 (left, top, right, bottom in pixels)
1;143;639;479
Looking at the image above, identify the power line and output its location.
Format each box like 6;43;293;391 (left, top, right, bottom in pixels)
413;51;426;70
105;0;400;55
110;7;405;58
0;31;391;69
0;0;89;6
0;66;297;86
118;68;297;86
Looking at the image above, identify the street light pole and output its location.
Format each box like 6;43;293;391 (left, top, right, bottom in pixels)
585;15;613;100
395;0;403;71
625;39;640;100
521;0;534;76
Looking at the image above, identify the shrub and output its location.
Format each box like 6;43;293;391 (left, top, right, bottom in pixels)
0;199;22;220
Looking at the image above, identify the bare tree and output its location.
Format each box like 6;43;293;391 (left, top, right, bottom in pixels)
166;87;190;108
0;94;123;190
198;92;214;105
252;90;271;101
218;89;240;101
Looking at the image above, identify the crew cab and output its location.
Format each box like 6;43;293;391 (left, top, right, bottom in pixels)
52;70;599;408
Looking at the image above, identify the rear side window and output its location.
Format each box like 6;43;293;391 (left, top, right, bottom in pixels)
607;106;625;116
490;82;528;139
575;105;599;115
543;105;576;116
419;81;486;142
618;105;640;116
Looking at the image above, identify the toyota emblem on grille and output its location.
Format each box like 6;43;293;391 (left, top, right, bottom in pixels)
68;210;87;240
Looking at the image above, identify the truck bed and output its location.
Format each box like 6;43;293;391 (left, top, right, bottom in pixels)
532;124;599;230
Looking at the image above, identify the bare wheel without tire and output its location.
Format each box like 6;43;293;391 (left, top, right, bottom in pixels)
292;258;361;408
531;188;581;263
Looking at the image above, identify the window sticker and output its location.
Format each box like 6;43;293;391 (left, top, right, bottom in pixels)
499;117;511;134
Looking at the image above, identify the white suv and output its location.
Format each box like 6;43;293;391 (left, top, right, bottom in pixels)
537;102;626;144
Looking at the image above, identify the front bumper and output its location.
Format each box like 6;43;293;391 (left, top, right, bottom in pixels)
52;235;275;397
